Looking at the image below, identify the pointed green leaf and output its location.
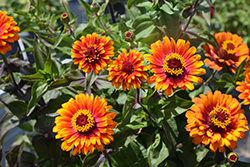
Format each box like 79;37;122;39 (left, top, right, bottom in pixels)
53;33;70;49
61;0;75;21
33;36;46;70
127;0;148;9
27;82;49;116
20;70;46;82
233;58;247;82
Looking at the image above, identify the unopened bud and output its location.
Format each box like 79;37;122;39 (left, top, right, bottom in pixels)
227;152;238;163
91;3;100;13
29;6;35;14
61;13;69;23
124;31;135;42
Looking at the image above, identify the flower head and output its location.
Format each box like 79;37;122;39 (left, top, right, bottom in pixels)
71;33;114;74
53;93;117;155
145;37;206;96
185;91;249;152
0;11;20;55
108;49;148;91
236;68;250;107
202;32;249;73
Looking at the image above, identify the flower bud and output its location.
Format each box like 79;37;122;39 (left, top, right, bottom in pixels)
61;13;69;23
90;2;100;13
124;31;135;42
227;152;238;163
29;6;35;14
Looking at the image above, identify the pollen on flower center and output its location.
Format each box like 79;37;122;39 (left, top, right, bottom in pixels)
72;109;95;133
84;44;100;63
122;61;134;74
162;53;186;76
222;40;237;54
209;105;231;130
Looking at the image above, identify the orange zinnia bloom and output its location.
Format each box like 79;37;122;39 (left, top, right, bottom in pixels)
0;11;20;55
185;91;249;152
202;32;249;73
236;68;250;107
53;93;117;155
145;37;206;96
71;33;114;74
108;49;148;91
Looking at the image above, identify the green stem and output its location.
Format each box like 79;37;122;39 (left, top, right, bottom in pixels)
0;53;18;88
136;89;156;122
103;150;112;167
177;0;200;39
203;70;217;86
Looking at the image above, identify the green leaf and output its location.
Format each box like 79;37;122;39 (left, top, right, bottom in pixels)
163;95;193;118
160;3;174;15
20;70;46;82
118;15;130;37
49;78;69;88
78;0;92;18
127;0;148;9
233;58;247;82
18;122;33;132
86;71;98;93
5;143;24;167
35;115;55;133
33;36;46;70
74;23;88;39
27;82;49;116
4;101;27;116
39;94;72;114
21;151;36;166
233;161;250;167
53;33;70;49
117;88;136;128
217;73;234;83
32;135;61;159
147;133;169;166
44;51;52;74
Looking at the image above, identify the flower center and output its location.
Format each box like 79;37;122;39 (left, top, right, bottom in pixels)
125;31;132;38
122;61;134;74
72;109;95;133
162;53;186;76
222;40;237;54
84;44;100;63
230;155;237;161
209;105;231;130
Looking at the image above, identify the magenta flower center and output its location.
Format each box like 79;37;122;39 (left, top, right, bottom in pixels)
76;114;88;126
122;61;134;74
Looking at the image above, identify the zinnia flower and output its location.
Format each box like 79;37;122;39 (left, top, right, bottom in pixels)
202;32;249;73
108;49;148;91
71;33;114;74
145;37;206;96
236;68;250;107
0;11;20;55
185;91;249;152
53;93;117;155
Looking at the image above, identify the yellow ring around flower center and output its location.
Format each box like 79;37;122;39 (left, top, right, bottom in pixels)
162;53;186;76
209;105;231;129
72;109;95;133
84;44;100;63
222;40;237;54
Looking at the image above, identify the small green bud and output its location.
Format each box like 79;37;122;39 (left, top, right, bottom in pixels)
124;31;135;42
29;6;35;14
90;2;100;13
61;13;69;23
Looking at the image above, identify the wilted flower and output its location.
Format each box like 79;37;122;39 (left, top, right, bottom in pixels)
53;93;117;155
185;91;249;152
0;11;20;55
145;37;206;96
71;33;114;74
202;32;249;73
108;49;148;91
